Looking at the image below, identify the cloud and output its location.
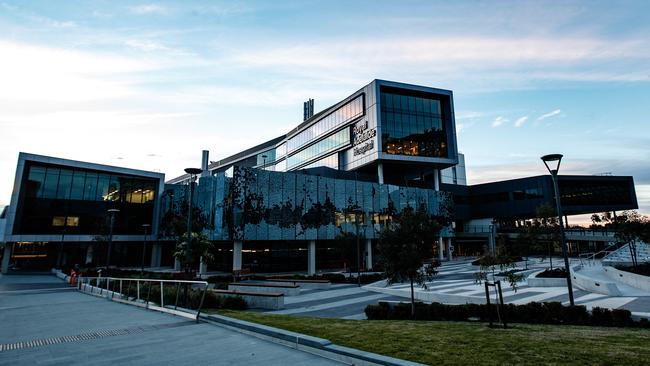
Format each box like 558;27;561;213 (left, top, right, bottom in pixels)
514;116;529;127
537;109;561;121
125;39;170;52
492;116;508;127
129;4;168;15
0;41;160;103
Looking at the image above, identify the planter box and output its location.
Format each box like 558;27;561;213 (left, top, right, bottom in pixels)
212;289;284;310
228;282;300;296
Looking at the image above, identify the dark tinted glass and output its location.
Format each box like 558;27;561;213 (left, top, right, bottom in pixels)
380;89;448;158
43;168;60;199
56;170;73;199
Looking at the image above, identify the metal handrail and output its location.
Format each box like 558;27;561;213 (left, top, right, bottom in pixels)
77;276;209;322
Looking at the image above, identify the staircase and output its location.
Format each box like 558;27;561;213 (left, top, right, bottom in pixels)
602;242;650;267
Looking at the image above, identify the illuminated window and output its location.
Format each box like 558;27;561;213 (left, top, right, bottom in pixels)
66;216;80;227
52;216;66;226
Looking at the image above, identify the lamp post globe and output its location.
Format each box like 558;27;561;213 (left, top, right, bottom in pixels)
540;153;575;306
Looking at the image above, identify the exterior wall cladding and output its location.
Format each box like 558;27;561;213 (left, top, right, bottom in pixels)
160;166;453;242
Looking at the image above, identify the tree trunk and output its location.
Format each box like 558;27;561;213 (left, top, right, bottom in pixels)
410;276;415;319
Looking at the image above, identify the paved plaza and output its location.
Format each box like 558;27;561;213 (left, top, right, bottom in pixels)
366;259;650;318
253;259;649;320
0;274;344;366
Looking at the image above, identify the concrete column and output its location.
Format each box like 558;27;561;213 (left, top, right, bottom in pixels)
201;150;210;178
437;236;444;262
308;240;316;275
150;243;162;268
365;239;373;270
446;237;453;261
174;258;181;271
199;256;207;275
1;243;12;274
433;169;440;191
377;162;384;184
233;240;243;271
85;245;94;265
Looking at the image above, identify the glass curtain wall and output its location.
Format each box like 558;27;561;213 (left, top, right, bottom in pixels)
380;89;448;157
287;95;363;153
286;128;350;169
17;163;158;235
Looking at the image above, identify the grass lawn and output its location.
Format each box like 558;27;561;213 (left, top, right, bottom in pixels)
212;310;650;365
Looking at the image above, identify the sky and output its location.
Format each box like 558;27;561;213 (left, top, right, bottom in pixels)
1;0;649;222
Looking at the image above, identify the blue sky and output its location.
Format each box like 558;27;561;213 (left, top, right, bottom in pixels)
1;0;649;221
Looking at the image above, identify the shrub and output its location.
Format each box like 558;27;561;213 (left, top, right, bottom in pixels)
364;301;641;328
611;309;633;327
561;305;590;325
536;268;568;278
365;304;390;320
591;307;612;327
221;296;247;310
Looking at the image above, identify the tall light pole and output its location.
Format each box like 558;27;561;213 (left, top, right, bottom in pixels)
106;208;120;267
353;208;366;287
141;224;151;273
261;154;267;170
184;168;202;271
541;154;575;306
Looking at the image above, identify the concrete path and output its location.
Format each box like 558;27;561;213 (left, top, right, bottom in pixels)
0;274;345;365
264;283;403;319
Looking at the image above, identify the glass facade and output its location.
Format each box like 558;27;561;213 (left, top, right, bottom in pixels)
286;128;350;169
26;165;155;203
255;149;276;167
287;95;364;153
301;154;339;170
16;162;158;235
380;88;448;157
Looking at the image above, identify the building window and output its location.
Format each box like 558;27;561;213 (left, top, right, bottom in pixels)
287;94;364;154
52;216;66;226
380;88;448;158
286;128;350;169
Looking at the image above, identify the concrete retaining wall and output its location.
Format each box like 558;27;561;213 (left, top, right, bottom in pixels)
228;283;300;296
262;279;331;290
213;290;284;310
602;266;650;292
572;265;622;296
526;270;568;287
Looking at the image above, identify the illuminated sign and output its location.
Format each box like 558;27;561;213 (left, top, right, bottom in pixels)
353;120;376;156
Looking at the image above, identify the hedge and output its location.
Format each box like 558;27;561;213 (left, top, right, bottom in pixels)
365;301;648;328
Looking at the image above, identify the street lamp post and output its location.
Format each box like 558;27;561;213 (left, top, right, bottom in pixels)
353;209;366;287
184;168;203;271
141;224;151;273
541;154;575;306
261;154;267;170
106;209;120;267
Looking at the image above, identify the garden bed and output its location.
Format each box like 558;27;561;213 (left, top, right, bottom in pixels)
364;301;649;328
536;268;567;278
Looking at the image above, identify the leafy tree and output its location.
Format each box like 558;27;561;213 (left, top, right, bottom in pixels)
174;232;214;272
378;204;447;318
591;210;650;268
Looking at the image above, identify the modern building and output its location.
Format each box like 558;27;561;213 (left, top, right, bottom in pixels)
0;80;639;274
1;153;165;272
